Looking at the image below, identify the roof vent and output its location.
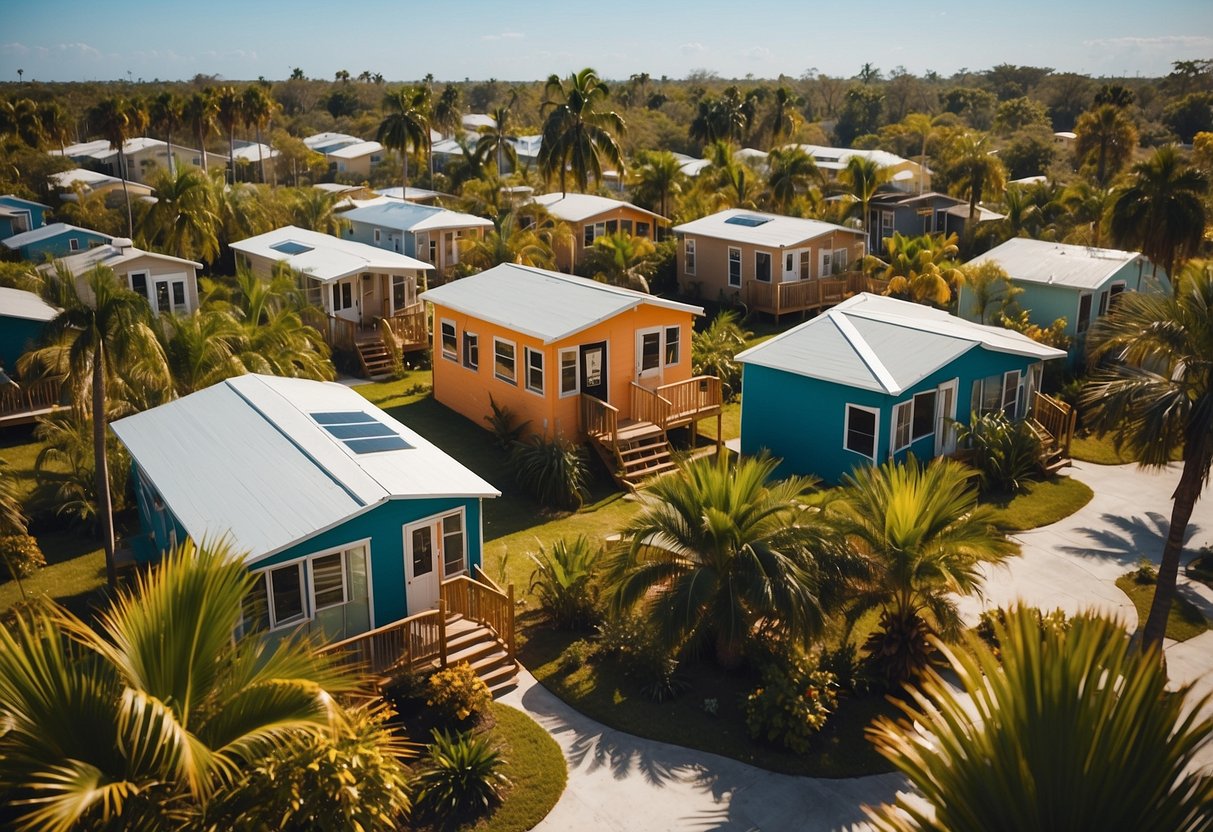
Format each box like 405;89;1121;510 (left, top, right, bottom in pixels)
111;237;133;251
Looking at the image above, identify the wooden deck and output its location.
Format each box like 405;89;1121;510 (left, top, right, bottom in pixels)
1026;391;1077;473
744;273;890;321
0;379;64;428
316;303;429;377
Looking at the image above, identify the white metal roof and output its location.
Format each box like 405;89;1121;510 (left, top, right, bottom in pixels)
111;374;499;563
303;132;363;151
2;222;112;250
375;186;445;202
343;201;492;233
969;238;1143;290
421;263;703;344
327;140;384;159
231;141;279;162
789;144;915;171
53;139;114;159
532;192;666;223
0;286;59;322
230;225;431;282
463;113;497;130
737;293;1064;395
48;241;201;274
673;208;863;247
49;167;151;193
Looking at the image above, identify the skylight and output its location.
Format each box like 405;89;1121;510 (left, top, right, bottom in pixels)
270;240;314;255
311;411;411;454
724;215;772;228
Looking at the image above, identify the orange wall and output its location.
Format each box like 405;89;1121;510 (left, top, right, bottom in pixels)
430;301;696;440
555;206;665;273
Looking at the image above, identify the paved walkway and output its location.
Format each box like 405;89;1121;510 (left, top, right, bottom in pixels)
502;460;1212;831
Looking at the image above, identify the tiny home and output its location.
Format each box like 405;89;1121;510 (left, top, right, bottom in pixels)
342;200;492;276
866;191;1003;252
738;293;1067;484
531;193;667;273
0;286;57;372
53;137;227;183
790;144;930;191
45;238;202;316
110;374;500;641
326;141;386;177
50;168;157;203
0;195;49;239
2;222;112;262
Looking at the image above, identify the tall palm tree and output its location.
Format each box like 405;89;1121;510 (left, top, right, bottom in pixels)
865;607;1213;831
90;96;137;237
630;149;687;221
241;84;278;184
689;90;747;148
0;540;361;832
763;145;820;215
538;67;625;195
832;455;1015;683
0;97;42;147
1060;180;1115;247
1073;103;1138;188
377;86;431;194
763;85;804;148
215;85;244;184
607;454;860;669
1108;145;1208;281
158;308;245;395
584;231;657;292
149;91;182;174
139;166;219;263
1081;262;1213;652
476;90;518;175
459;211;556;270
840;154;891;233
945;132;1007;232
182;89;217;174
901;112;937;194
429;82;462;183
36;100;70;154
872;232;962;307
291;187;348;236
227;266;334;381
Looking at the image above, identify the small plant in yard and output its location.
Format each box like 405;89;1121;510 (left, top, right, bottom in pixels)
511;435;589;511
529;535;600;629
411;729;510;825
692;310;752;401
378;318;405;378
638;654;691;704
484;394;529;450
559;638;597;672
976;606;1070;659
863;608;939;687
818;640;869;695
426;662;492;724
701;697;719;716
744;649;839;754
0;534;45;580
956;411;1043;494
1133;558;1159;584
382;665;431;717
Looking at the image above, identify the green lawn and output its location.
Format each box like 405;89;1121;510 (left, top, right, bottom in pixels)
1115;573;1209;642
1071;432;1183;466
982;476;1094;532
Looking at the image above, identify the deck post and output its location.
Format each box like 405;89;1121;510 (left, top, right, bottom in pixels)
437;598;448;667
506;584;516;659
716;411;723;453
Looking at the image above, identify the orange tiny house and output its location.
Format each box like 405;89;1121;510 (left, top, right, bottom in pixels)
421;264;723;488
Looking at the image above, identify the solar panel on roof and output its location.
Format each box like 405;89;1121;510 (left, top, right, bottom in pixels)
724;215;771;228
325;422;397;440
345;436;411;454
310;410;412;454
312;411;369;424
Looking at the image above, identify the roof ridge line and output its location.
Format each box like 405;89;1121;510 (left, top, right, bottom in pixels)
826;308;901;395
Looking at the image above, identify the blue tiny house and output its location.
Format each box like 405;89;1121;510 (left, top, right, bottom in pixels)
2;222;112;262
0;195;49;240
737;294;1066;484
110;374;499;643
0;286;58;373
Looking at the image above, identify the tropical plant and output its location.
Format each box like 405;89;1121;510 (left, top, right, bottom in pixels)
183;88;217;174
89;96;137;236
689;88;749;147
528;535;601;629
412;729;510;825
872;232;962;307
744;648;838;754
691;310;751;401
483;394;529;449
213;85;245;184
1081;261;1213;652
139;165;219;262
832;455;1016;684
840;154;891;231
291;187;348;236
510;434;589;511
242;83;279;184
762;85;805;147
425;662;492;724
157;308;244;394
538;67;625;195
763;145;821;215
378;86;431;193
630;149;687;220
583;230;656;291
943;132;1007;232
476;90;518;176
0;540;359;832
956;411;1043;494
608;453;859;668
961;260;1022;324
460;212;556;271
864;607;1213;832
29;412;130;532
1073;103;1138;188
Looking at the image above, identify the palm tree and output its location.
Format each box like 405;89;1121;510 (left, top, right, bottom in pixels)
36;100;70;154
873;232;963;307
1081;263;1213;653
832;455;1015;683
865;607;1213;831
241;84;278;184
227;267;335;381
0;97;42;147
607;454;859;669
139;166;219;263
291;187;348;236
689;87;748;148
763;145;820;214
149;91;182;174
1108;145;1208;281
840;154;891;233
630;149;687;221
945;132;1007;232
901;112;937;194
430;83;462;182
538;67;625;195
182;89;217;174
476;90;518;176
691;310;752;401
158;308;244;394
459;212;556;271
0;540;362;832
215;85;244;184
1060;180;1115;247
377;86;431;194
763;85;804;148
90;96;137;237
1073;103;1138;188
584;231;657;291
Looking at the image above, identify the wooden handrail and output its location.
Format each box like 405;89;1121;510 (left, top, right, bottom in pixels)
656;375;722;423
382;303;428;348
1031;391;1076;457
630;382;672;428
326;315;358;351
441;573;515;660
0;378;63;418
580;394;618;442
319;604;446;676
472;563;505;594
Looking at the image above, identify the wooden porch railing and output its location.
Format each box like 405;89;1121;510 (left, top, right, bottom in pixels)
325;316;359;351
743;273;868;320
441;574;515;659
1030;391;1076;458
580;394;619;441
319;603;447;677
0;378;63;420
381;303;428;350
630;382;672;429
630;376;723;430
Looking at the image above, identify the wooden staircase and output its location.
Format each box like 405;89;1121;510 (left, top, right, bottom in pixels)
356;335;395;377
1027;391;1077;474
441;614;518;695
613;420;677;490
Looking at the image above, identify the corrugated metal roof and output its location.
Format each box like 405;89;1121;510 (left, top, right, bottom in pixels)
230;226;431;282
970;238;1142;290
421;263;702;344
343;201;492;233
673;208;862;247
1;222;111;250
0;194;50;210
737;293;1064;394
111;374;499;563
375;186;445;201
532;192;665;223
790;144;915;170
231;141;279;162
48;242;201;274
0;286;59;322
303;132;362;151
327;140;384;159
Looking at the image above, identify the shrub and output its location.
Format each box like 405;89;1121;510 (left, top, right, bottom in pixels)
0;534;45;581
692;310;752;401
595;611;652;658
638;655;690;703
1132;558;1159;584
529;535;600;629
382;665;430;718
957;411;1043;494
862;609;939;688
511;435;589;511
818;641;869;694
484;395;529;450
744;650;838;754
411;729;510;825
559;638;597;672
426;663;492;725
378;318;405;378
976;606;1070;659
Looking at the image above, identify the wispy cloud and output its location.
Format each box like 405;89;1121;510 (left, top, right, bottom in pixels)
680;42;706;55
1082;35;1213;49
481;31;525;41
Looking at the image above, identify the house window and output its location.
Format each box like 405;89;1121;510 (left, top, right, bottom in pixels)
442;512;466;577
331;282;353;311
684;238;696;275
493;338;516;384
1098;290;1109;317
559;348;578;396
880;210;895;238
820;250;833;277
1076;293;1093;334
640;331;661;373
268;562;306;628
728;247;742;287
172;281;187;312
373;228;382;244
525;347;544;394
785;252;794;272
583;221;606;247
1002;370;1020;418
462;332;478;370
636;221;651;238
971;372;1020;418
68;237;80;251
129;271;149;302
311;552;347;610
664;326;681;366
1109;282;1126;307
845;404;879;460
429;238;437;262
892;401;913;452
440;320;457;361
755;251;772;283
392;275;408;310
606;219;618;234
834;247;849;270
912;390;937;440
799;249;811;280
621;219;633;234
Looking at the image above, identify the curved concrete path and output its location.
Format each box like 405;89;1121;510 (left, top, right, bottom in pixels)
502;460;1212;830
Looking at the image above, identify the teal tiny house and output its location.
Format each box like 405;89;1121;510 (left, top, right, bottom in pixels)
737;294;1067;484
0;286;57;373
110;374;500;643
2;222;112;262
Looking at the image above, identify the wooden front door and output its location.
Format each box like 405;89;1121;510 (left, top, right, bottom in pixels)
579;341;608;402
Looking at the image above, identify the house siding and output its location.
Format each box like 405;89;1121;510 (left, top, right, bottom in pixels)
557;206;662;273
13;229;110;261
0;316;46;371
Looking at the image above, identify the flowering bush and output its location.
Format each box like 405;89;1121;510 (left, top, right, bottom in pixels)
744;652;838;754
426;663;492;724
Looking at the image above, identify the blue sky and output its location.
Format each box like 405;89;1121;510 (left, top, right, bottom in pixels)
3;0;1212;83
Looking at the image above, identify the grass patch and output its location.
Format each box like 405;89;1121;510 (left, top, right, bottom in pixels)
1115;573;1209;642
0;531;107;618
982;476;1094;531
519;623;896;779
1071;432;1183;466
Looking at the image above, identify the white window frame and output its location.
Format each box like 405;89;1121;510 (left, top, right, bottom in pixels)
493;337;516;385
462;331;479;370
525;347;545;396
754;250;772;283
265;561;307;630
637;327;662;376
559;347;579;398
583;221;606;248
844;403;880;462
727;246;742;288
308;550;350;612
1109;281;1126;308
1097;290;1109;317
440;319;458;362
798;248;811;280
68;237;80;251
128;270;151;303
880;210;895;237
834;247;849;270
663;325;681;367
1002;370;1020;418
684;238;696;275
891;401;913;453
912;390;938;442
440;508;468;578
373;227;382;244
332;281;353;312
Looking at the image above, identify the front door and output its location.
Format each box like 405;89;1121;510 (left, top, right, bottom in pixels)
579;341;608;402
935;378;959;456
404;520;440;613
331;278;359;325
636;328;662;385
153;276;188;315
781;250;798;282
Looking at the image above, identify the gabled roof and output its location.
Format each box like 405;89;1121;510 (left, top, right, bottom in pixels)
869;190;964;208
49;167;153;194
0;194;51;210
326;140;384;160
48;240;201;274
673;208;863;247
969;238;1144;291
343;200;493;233
420;263;702;344
532;192;666;224
375;186;445;202
0;286;58;323
230;225;431;282
2;222;112;250
463;113;497;130
231;141;279;162
111;374;498;563
789;144;918;172
303;132;363;153
737;293;1064;395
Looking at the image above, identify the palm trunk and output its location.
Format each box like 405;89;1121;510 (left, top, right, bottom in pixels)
1141;452;1206;651
256;123;266;184
228;130;236;184
166;129;175;175
119;153;134;238
93;344;117;589
198;128;209;173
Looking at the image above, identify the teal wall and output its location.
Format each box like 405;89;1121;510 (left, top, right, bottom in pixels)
346;219;416;257
741;346;1042;484
0;315;46;372
0;197;47;232
13;229;110;262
